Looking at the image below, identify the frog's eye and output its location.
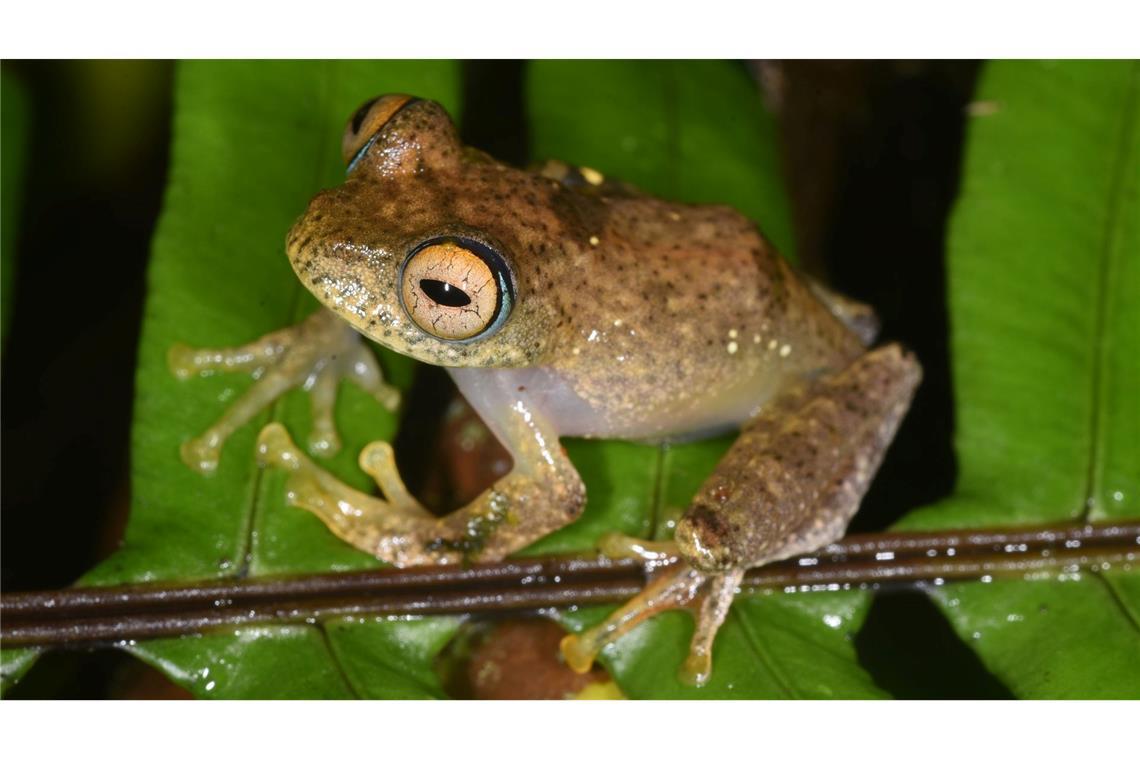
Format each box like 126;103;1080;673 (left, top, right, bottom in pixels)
342;94;418;172
399;237;514;342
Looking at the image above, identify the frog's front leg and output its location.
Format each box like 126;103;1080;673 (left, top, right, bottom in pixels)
256;366;586;565
562;344;921;685
169;308;400;474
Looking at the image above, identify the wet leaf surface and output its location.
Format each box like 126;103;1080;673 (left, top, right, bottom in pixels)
898;60;1140;698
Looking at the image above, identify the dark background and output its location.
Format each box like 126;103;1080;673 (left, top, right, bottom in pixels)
1;60;1010;698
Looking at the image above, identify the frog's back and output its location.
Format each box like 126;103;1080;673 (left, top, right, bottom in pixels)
525;189;867;440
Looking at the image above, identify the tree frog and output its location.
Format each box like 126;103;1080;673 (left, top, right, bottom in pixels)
169;95;920;686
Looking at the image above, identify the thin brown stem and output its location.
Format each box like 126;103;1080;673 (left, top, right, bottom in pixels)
2;520;1137;648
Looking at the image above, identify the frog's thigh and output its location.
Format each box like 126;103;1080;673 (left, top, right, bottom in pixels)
676;343;921;572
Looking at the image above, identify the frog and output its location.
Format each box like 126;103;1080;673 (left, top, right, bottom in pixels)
169;94;921;686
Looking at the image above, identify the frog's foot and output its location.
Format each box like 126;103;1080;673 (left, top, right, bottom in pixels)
169;308;400;475
256;423;461;565
560;560;745;687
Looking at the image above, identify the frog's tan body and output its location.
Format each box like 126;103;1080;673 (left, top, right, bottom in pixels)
171;96;920;685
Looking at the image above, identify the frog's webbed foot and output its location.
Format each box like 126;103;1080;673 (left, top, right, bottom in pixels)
169;308;400;474
560;547;744;687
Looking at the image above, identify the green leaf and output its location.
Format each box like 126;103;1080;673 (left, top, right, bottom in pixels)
1;648;39;696
20;61;465;699
527;60;882;699
899;60;1140;697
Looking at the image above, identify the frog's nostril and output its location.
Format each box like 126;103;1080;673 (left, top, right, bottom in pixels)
420;279;472;308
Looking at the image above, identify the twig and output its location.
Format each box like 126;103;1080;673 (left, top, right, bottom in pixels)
2;520;1136;648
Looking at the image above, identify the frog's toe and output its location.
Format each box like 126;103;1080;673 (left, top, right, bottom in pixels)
256;422;303;471
306;364;343;458
167;343;198;380
359;440;430;516
678;568;743;687
180;432;223;475
595;532;678;562
345;340;402;412
375;384;401;412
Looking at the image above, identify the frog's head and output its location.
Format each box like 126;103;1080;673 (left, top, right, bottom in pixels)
287;95;556;369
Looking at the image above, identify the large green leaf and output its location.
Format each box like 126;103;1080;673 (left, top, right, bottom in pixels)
899;60;1140;697
527;61;881;699
6;61;885;699
22;61;464;699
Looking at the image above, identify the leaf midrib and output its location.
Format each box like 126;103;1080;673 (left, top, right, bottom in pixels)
1078;63;1140;636
236;62;337;577
729;608;797;698
1080;60;1139;524
230;62;376;694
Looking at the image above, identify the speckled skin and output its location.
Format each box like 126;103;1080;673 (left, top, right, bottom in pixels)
289;99;869;441
173;96;921;684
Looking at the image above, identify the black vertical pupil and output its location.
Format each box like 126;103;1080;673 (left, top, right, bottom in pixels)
420;279;472;307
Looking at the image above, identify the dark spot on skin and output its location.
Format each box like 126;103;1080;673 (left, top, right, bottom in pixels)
517;386;526;392
710;484;733;504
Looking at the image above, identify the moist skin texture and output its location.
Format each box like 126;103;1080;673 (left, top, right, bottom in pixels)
170;95;921;686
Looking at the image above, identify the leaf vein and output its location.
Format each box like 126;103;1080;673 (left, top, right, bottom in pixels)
1080;60;1139;520
728;607;798;698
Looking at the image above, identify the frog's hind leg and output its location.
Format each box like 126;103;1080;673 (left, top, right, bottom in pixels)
564;344;921;686
169;308;400;474
676;343;921;574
